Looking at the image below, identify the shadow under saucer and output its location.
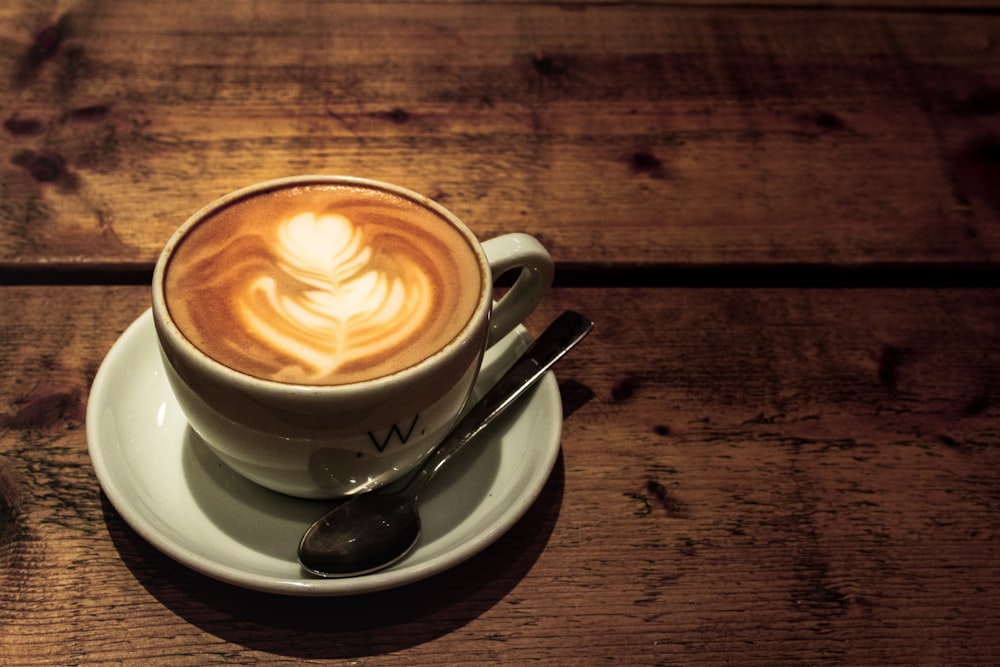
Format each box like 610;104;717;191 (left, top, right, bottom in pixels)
101;451;565;659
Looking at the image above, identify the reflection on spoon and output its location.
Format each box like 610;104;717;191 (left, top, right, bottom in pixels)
297;311;594;578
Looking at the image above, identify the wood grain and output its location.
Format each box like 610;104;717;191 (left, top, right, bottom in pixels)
1;285;997;665
1;3;999;272
2;1;998;664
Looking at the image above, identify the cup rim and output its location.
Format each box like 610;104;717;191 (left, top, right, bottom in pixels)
151;175;492;397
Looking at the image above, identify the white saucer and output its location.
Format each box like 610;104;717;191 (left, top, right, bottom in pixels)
87;309;562;596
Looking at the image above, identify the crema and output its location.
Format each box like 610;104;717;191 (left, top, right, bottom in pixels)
164;184;483;385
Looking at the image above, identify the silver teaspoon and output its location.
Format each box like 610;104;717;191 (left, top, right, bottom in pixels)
298;310;594;578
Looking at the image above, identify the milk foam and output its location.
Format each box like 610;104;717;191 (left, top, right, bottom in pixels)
240;211;433;381
164;185;481;385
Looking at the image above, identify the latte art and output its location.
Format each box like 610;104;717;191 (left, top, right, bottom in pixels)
164;185;483;385
242;211;434;380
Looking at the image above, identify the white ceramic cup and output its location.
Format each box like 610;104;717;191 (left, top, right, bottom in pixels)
151;176;552;499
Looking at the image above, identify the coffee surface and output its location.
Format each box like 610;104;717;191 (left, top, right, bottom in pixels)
165;184;482;385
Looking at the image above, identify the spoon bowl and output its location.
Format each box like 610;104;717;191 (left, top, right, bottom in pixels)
300;494;420;577
298;311;593;578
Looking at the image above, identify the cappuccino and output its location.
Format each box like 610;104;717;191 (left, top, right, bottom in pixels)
164;183;483;385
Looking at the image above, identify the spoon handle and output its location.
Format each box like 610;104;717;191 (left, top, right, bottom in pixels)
411;310;594;495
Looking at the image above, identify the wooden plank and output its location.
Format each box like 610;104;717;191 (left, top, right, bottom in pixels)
1;285;997;664
1;3;999;272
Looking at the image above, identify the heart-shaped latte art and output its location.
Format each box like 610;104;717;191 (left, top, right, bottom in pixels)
164;184;482;385
236;212;433;382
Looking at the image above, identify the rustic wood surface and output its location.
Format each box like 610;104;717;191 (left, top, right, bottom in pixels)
1;0;999;665
1;286;998;665
2;1;999;273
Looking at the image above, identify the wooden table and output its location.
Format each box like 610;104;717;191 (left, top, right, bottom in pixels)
2;1;998;664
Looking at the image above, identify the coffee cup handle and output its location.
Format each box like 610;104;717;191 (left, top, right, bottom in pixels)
481;233;554;348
